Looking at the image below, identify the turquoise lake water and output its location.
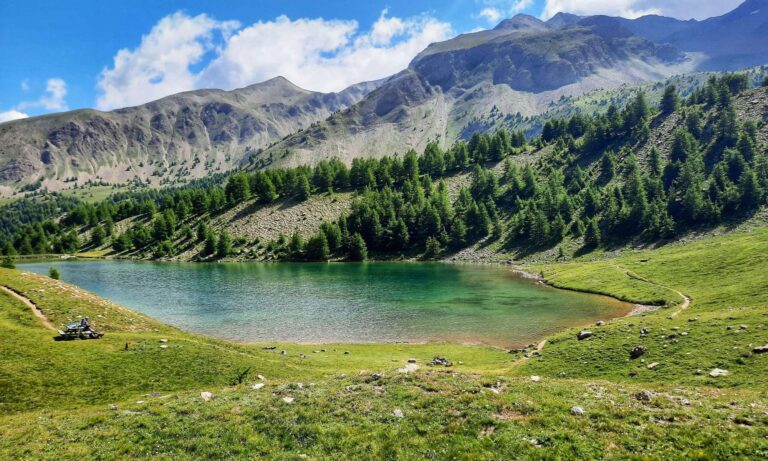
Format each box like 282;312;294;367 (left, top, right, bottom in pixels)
19;260;631;347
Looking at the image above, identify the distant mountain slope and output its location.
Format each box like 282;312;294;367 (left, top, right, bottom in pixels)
0;77;381;192
617;0;768;70
2;1;766;193
257;17;695;168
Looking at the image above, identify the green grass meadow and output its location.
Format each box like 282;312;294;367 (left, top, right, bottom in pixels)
2;227;768;458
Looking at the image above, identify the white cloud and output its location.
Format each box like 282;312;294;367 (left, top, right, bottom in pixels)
200;11;451;93
38;78;68;111
479;8;502;24
476;0;536;24
96;12;239;110
96;10;452;109
16;78;68;112
20;80;30;92
540;0;744;20
0;110;29;123
370;9;407;46
510;0;535;14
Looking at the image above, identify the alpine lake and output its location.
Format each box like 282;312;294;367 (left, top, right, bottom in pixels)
18;260;632;348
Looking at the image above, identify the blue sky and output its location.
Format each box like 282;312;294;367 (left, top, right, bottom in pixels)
0;0;744;121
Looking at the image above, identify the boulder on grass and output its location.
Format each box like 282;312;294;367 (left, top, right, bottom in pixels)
577;330;593;341
630;346;647;359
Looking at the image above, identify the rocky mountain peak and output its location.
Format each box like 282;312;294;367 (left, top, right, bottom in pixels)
493;14;548;32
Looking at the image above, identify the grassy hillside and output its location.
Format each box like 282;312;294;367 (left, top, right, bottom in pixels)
2;224;768;458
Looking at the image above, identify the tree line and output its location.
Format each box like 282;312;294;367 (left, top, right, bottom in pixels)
1;72;766;261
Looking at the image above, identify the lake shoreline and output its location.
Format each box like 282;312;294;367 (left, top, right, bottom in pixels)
19;257;638;350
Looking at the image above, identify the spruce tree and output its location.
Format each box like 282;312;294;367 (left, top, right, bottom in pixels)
296;174;311;201
217;231;232;257
347;233;368;261
289;231;304;259
90;225;106;247
584;219;601;248
305;232;330;260
204;231;217;256
423;236;442;259
661;85;679;115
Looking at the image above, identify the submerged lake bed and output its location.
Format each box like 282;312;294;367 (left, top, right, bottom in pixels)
19;260;632;347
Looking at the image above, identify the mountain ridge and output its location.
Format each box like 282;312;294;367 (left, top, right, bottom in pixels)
1;0;766;193
0;77;384;194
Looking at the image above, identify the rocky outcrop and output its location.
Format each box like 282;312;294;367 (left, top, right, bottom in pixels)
0;77;382;191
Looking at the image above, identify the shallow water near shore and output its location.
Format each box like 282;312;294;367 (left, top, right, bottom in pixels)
19;260;632;347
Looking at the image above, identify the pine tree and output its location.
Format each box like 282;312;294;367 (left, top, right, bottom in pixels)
393;218;410;250
289;231;304;258
305;232;330;260
321;221;343;252
225;173;251;205
1;255;15;269
112;232;132;252
449;219;467;248
252;173;278;203
90;225;106;247
403;150;419;180
489;133;506;161
296;174;311;201
584;219;601;248
204;231;217;256
660;85;679;115
423;236;442;259
347;233;368;261
600;151;616;182
216;231;232;257
740;169;763;209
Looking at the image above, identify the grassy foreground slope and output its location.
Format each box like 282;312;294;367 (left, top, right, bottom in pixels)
523;226;768;388
1;229;768;459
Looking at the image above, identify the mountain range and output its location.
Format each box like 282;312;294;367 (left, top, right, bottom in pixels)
1;0;766;192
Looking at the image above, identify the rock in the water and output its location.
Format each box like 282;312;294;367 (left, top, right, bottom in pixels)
634;390;655;401
752;345;768;354
570;406;585;416
200;391;213;402
630;346;646;359
577;330;593;340
393;409;404;418
282;397;294;403
252;383;265;390
709;368;729;377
